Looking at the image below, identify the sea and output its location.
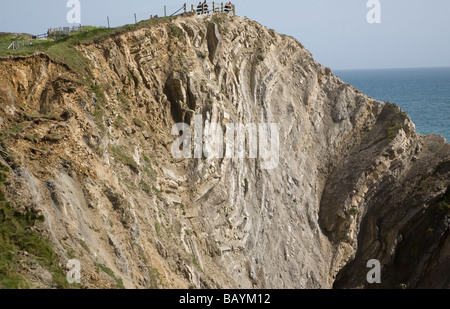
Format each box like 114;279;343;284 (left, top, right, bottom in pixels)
334;67;450;142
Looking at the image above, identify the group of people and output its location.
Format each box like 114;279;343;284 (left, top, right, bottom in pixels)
196;1;234;15
196;1;209;14
224;2;234;12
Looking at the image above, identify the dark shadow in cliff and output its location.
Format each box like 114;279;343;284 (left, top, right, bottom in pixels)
206;22;222;65
318;103;402;244
332;156;450;289
333;186;450;289
163;73;196;124
317;101;450;289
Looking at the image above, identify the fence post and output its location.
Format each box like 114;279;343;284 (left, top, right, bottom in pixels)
233;5;235;15
184;3;187;13
164;5;167;17
134;13;137;24
191;4;194;12
107;16;110;28
213;2;215;13
221;2;223;13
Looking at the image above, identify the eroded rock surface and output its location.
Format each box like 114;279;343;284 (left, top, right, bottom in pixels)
0;14;448;289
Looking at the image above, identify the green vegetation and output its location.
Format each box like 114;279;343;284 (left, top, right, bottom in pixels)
149;267;163;289
133;118;145;128
179;204;186;216
45;132;66;142
148;32;156;44
212;14;222;25
117;92;131;111
212;14;224;32
143;167;157;181
192;255;203;273
110;146;138;171
6;122;31;134
67;248;76;259
140;180;151;193
79;240;91;254
0;34;91;80
91;85;106;104
0;33;34;50
152;186;162;196
167;23;183;40
0;122;32;143
349;206;359;216
0;162;75;288
437;191;450;211
94;262;124;289
154;221;161;237
142;154;158;181
45;43;91;78
25;112;59;121
126;71;134;80
387;119;403;143
132;243;163;289
113;115;125;130
2;19;180;143
142;154;151;164
382;102;409;143
93;105;105;132
1;16;183;83
24;134;41;143
386;102;408;119
91;85;107;131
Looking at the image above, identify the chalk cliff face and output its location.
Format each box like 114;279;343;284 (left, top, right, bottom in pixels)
0;14;448;289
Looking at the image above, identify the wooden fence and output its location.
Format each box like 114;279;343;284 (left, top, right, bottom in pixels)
7;25;85;50
5;3;236;50
7;40;34;50
47;25;85;37
184;2;236;15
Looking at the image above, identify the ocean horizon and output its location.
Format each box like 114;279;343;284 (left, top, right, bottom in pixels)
335;67;450;142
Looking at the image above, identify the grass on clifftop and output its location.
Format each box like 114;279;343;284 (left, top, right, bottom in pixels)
0;15;186;82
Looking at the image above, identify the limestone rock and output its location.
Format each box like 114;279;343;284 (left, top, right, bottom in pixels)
0;14;448;289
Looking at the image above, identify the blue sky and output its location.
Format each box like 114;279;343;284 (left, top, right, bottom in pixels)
1;0;449;70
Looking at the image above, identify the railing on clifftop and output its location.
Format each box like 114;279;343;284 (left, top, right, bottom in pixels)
181;2;236;15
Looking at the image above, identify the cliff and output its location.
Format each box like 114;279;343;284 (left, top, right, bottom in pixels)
0;13;448;289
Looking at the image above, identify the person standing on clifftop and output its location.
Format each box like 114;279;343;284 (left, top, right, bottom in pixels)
225;2;233;13
203;1;209;14
197;2;202;15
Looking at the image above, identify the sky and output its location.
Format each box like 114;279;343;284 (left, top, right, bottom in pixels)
1;0;450;70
